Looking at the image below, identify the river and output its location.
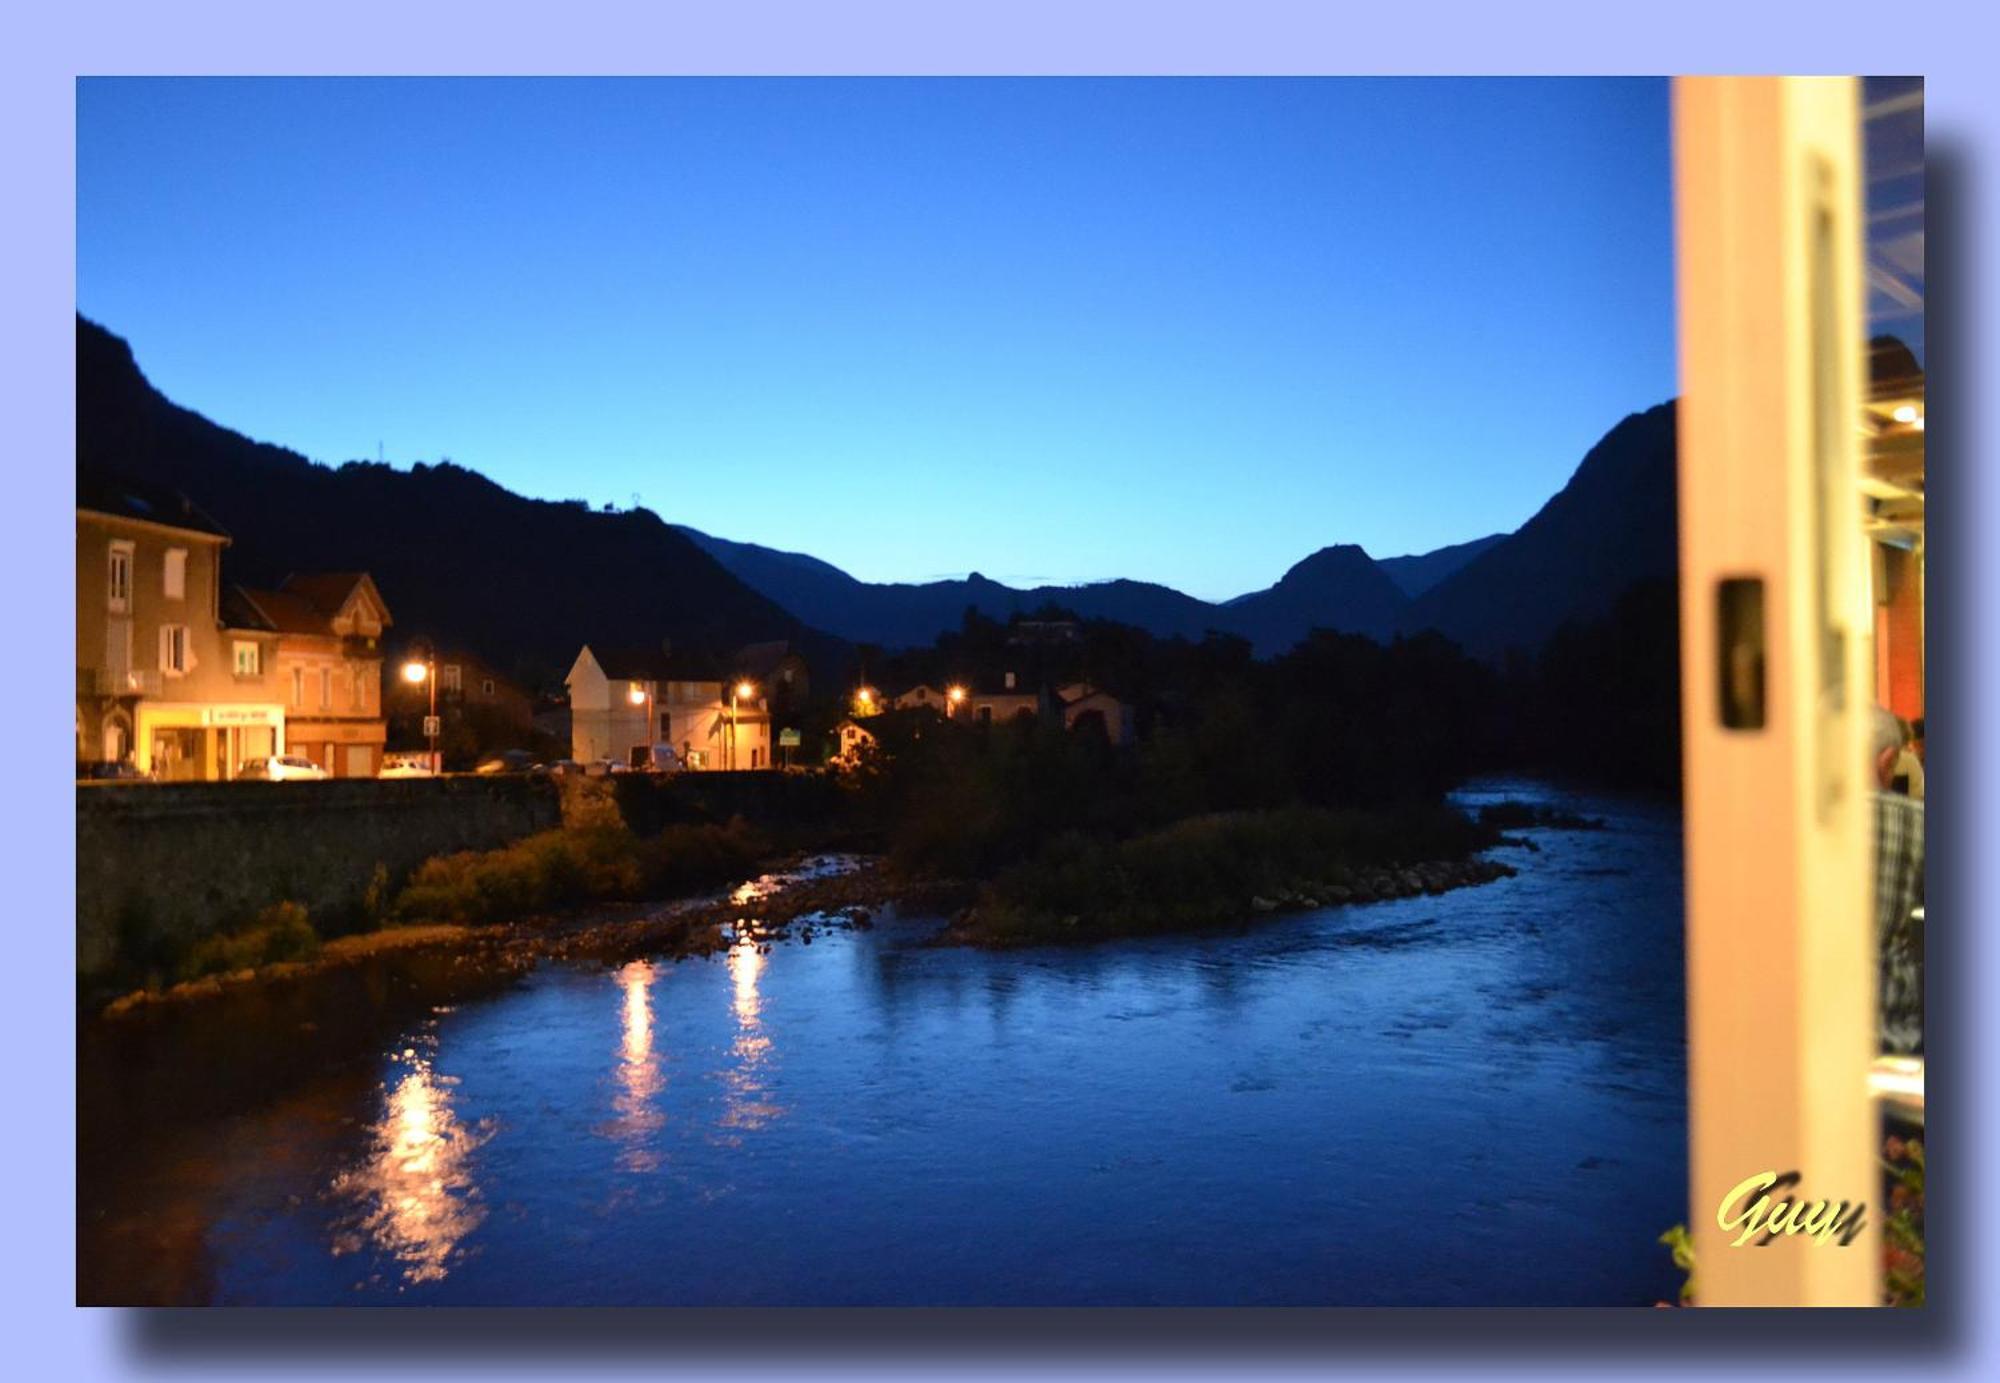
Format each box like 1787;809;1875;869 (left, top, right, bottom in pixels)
78;779;1687;1305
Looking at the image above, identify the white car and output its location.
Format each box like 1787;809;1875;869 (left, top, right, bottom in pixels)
239;755;330;782
379;754;436;779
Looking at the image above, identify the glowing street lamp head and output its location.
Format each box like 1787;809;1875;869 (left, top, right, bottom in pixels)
628;683;648;706
1892;404;1921;425
401;660;429;684
735;680;756;702
856;686;875;707
947;684;967;704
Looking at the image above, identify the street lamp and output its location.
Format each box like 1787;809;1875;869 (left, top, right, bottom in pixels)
401;649;439;774
628;680;653;769
946;684;967;718
730;679;756;771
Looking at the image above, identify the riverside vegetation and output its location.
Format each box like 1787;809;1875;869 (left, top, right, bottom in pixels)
103;611;1651;1004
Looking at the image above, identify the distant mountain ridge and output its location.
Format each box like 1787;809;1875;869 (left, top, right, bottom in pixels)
676;528;1492;656
78;313;1677;672
1376;533;1506;597
1404;402;1679;659
676;428;1676;662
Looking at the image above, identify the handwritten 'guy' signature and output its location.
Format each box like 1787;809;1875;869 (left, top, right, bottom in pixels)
1717;1170;1868;1248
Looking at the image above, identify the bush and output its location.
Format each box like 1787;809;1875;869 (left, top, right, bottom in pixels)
393;819;766;923
970;803;1497;944
177;901;320;981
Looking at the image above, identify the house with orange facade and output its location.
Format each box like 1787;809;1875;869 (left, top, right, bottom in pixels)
225;573;393;778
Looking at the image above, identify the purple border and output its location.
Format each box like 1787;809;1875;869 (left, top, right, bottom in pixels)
11;0;1997;1377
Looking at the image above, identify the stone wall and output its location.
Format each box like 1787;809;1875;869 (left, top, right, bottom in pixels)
77;776;562;980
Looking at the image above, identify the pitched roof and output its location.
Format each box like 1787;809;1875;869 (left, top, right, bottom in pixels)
228;586;334;635
281;571;389;625
77;469;229;539
227;571;391;637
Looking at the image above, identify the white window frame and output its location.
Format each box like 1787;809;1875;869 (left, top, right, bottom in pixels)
107;541;133;614
159;623;190;676
232;640;261;677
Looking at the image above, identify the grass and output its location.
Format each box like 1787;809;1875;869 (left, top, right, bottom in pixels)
391;818;767;923
964;803;1499;945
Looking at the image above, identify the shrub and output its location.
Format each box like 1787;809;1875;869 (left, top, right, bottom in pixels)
970;803;1496;944
177;901;320;981
392;819;766;923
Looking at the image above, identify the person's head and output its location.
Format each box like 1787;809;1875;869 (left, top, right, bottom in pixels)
1871;705;1906;789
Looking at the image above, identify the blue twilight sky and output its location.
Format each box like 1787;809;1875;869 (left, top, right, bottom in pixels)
77;77;1675;601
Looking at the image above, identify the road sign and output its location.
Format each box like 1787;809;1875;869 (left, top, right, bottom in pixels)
778;728;801;747
423;715;441;738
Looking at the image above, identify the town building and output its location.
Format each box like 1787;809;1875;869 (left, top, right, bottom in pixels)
384;641;537;763
226;573;393;778
1058;683;1136;746
832;717;878;770
77;471;287;779
891;672;1043;724
566;643;775;770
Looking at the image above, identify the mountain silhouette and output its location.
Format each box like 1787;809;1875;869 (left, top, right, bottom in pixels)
79;313;1681;673
673;527;1228;648
1402;402;1679;659
75;316;835;686
1216;544;1412;655
1376;533;1505;597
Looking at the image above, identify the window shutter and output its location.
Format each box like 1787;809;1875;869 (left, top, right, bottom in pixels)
159;625;171;672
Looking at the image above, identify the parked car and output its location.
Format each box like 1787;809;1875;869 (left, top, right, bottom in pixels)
379;754;436;779
239;755;330;782
77;760;144;782
530;759;585;779
475;749;538;775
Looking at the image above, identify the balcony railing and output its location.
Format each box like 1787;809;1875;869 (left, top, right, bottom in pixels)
78;666;161;698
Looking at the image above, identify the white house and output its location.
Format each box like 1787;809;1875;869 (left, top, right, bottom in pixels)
565;643;774;770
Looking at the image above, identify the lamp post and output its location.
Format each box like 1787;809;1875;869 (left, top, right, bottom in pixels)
730;679;756;771
628;681;653;769
400;648;438;774
946;684;967;719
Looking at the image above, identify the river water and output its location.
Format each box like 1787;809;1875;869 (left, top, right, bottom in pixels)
80;779;1687;1305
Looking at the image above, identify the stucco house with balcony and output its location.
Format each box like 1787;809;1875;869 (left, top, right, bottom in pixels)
77;470;289;779
226;573;393;778
566;642;776;770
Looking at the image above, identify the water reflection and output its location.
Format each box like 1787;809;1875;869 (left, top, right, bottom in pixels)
719;938;782;1136
608;961;665;1171
328;1049;489;1287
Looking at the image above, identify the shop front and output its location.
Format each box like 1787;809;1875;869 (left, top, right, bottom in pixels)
134;702;286;781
